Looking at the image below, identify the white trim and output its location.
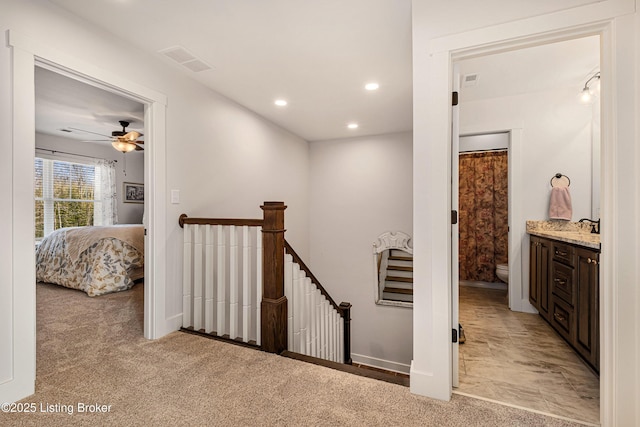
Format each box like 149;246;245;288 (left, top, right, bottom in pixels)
0;43;37;404
458;124;533;314
428;0;635;54
351;353;411;375
5;28;170;403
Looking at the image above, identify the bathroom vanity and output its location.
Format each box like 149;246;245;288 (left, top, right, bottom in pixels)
527;221;600;374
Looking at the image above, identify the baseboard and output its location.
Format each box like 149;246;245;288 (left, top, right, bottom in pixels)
351;353;411;374
460;280;507;291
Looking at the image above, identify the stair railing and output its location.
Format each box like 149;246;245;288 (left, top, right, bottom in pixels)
179;201;351;364
284;241;352;364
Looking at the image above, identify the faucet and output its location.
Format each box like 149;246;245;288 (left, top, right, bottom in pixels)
578;218;600;234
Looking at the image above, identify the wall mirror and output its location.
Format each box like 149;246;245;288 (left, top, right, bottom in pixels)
373;231;413;308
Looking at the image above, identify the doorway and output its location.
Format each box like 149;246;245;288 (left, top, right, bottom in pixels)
6;30;168;402
452;35;601;424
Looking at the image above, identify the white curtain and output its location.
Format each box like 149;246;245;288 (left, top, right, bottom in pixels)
94;159;118;225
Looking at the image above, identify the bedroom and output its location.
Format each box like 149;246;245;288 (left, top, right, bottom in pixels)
35;66;146;298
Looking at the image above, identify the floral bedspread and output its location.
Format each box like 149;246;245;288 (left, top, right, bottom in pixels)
36;226;144;297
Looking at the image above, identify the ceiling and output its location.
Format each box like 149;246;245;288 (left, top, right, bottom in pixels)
35;66;144;142
36;1;599;144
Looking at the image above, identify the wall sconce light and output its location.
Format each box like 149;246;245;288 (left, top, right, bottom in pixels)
580;71;600;104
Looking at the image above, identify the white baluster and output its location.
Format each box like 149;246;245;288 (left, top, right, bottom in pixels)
193;224;203;331
204;225;214;333
339;313;344;364
216;225;226;336
321;300;328;359
229;225;238;340
334;311;341;363
329;307;335;362
299;271;308;355
242;226;251;343
255;227;262;346
305;277;313;355
310;284;317;358
284;253;293;350
182;224;193;328
314;290;321;357
292;263;301;353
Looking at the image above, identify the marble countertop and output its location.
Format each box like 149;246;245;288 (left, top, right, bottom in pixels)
526;220;600;250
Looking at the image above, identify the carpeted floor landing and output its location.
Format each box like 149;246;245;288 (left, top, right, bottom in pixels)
3;282;591;426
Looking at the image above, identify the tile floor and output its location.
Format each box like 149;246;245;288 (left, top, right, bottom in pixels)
457;284;600;425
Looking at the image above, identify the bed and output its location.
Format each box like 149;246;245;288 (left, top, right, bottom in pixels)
36;225;144;296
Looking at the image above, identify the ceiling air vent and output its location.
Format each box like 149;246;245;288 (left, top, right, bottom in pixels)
462;73;479;87
159;46;212;73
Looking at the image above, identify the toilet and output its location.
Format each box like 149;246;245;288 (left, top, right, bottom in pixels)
496;263;509;283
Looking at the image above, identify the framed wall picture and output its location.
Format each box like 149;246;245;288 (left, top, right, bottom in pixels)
123;182;144;203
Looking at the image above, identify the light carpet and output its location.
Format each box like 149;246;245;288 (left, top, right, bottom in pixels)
3;282;589;426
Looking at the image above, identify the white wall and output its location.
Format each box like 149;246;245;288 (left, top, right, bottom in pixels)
0;0;310;403
460;87;594;221
309;131;413;372
35;133;145;225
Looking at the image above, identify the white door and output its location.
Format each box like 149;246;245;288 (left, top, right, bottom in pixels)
451;66;460;388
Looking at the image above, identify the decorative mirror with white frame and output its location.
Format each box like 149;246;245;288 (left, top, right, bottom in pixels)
373;231;413;308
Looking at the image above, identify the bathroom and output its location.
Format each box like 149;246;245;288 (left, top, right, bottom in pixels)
456;35;600;309
454;35;601;423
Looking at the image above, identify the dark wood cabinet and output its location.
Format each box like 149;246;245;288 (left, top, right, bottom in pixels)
575;247;599;369
529;234;599;373
529;236;551;319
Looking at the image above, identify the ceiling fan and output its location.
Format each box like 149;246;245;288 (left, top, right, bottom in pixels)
75;120;144;152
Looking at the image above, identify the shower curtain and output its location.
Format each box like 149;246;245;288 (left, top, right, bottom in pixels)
459;150;508;283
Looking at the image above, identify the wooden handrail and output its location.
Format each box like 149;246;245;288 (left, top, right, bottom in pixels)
284;240;342;314
284;240;352;365
179;213;263;228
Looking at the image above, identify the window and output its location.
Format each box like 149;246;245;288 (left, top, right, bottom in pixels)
35;157;116;239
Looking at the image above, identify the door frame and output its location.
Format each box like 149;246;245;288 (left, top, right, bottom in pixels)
442;23;614;425
455;126;531;314
4;30;167;402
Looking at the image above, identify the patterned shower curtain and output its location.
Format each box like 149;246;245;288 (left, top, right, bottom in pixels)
458;150;508;282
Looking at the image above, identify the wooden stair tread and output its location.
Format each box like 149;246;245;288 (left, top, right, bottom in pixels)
389;255;413;261
387;265;413;272
386;276;413;283
383;287;414;295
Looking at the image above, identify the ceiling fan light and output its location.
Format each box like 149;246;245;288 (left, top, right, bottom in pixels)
123;131;141;141
112;140;137;153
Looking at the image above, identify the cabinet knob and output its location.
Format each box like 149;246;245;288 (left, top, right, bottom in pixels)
587;257;591;263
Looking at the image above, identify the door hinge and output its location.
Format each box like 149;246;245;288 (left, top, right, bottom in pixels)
452;328;458;343
452;91;459;106
144;228;147;236
451;210;458;225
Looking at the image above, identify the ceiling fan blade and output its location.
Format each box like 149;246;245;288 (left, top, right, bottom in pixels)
68;127;112;138
134;145;144;151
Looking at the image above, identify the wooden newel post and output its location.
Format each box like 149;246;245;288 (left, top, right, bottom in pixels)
339;302;352;364
260;201;288;354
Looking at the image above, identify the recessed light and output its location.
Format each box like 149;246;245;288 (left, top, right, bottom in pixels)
365;82;379;91
347;123;359;129
274;99;288;106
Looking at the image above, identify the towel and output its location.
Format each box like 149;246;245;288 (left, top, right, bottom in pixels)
549;186;572;220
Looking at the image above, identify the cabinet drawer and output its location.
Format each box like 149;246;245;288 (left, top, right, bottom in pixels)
552;242;575;267
550;296;575;343
551;261;575;306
